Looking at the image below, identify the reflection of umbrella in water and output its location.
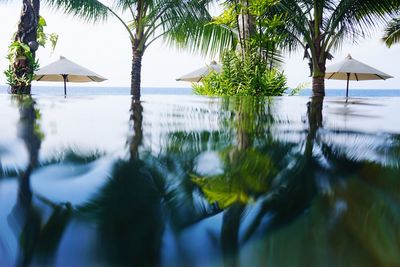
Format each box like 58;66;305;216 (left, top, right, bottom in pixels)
34;56;107;95
176;61;221;82
325;54;393;98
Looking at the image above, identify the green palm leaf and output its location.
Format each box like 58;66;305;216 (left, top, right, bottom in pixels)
383;18;400;47
45;0;109;22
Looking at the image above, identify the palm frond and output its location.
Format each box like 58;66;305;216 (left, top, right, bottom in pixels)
161;1;236;58
167;19;237;58
112;0;138;12
324;0;399;50
44;0;109;22
274;0;314;50
383;18;400;47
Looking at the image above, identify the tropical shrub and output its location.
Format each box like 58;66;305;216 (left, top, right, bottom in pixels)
193;51;288;96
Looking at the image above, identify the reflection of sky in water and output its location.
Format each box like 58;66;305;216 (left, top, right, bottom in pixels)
1;95;400;163
0;95;399;266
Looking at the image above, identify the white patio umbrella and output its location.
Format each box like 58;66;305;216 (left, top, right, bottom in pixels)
325;54;393;98
176;61;221;82
34;56;107;95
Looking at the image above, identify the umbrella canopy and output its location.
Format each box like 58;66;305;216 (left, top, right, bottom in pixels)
176;61;221;82
325;54;393;97
34;56;107;95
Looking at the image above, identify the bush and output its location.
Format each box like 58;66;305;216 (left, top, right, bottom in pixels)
193;51;288;96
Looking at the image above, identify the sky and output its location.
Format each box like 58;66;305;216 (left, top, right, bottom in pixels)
1;3;400;89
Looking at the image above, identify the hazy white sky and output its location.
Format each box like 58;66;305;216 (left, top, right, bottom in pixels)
1;3;399;89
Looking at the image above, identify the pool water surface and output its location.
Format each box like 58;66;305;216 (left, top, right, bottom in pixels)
0;95;399;267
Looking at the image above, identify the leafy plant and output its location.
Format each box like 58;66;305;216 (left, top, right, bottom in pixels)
4;41;40;89
5;16;58;91
193;51;289;96
210;0;287;65
37;16;59;51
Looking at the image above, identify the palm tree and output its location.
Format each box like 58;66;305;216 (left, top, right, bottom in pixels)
7;0;40;94
276;0;398;96
1;0;106;94
44;0;226;101
180;0;285;63
383;18;400;47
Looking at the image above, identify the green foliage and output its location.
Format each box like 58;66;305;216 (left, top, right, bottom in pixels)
49;33;59;51
189;0;290;96
37;16;47;47
277;0;399;77
383;18;400;48
4;16;58;90
208;0;288;63
289;82;309;96
210;4;236;29
16;95;46;141
4;41;40;88
45;0;109;23
193;51;288;97
191;148;277;209
37;16;59;51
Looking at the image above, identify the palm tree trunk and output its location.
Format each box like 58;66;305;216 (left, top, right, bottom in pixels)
312;76;325;96
311;52;326;96
311;37;326;96
11;0;40;95
131;47;143;101
237;0;256;55
311;4;326;97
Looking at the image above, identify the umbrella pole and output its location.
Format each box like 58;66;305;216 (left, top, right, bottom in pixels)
62;74;68;96
346;73;350;99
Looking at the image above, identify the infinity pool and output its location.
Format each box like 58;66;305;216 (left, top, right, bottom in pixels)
0;95;399;267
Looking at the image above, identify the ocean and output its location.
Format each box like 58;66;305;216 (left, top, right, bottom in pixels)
1;85;400;97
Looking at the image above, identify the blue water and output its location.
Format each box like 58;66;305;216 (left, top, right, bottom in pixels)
1;94;400;266
1;85;400;97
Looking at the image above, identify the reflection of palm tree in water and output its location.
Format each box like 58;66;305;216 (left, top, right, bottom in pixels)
233;97;323;238
9;96;41;267
215;96;400;266
0;152;3;177
77;96;399;266
220;97;320;267
222;98;255;267
8;96;72;267
80;98;164;267
129;99;143;160
193;97;324;266
306;96;324;155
